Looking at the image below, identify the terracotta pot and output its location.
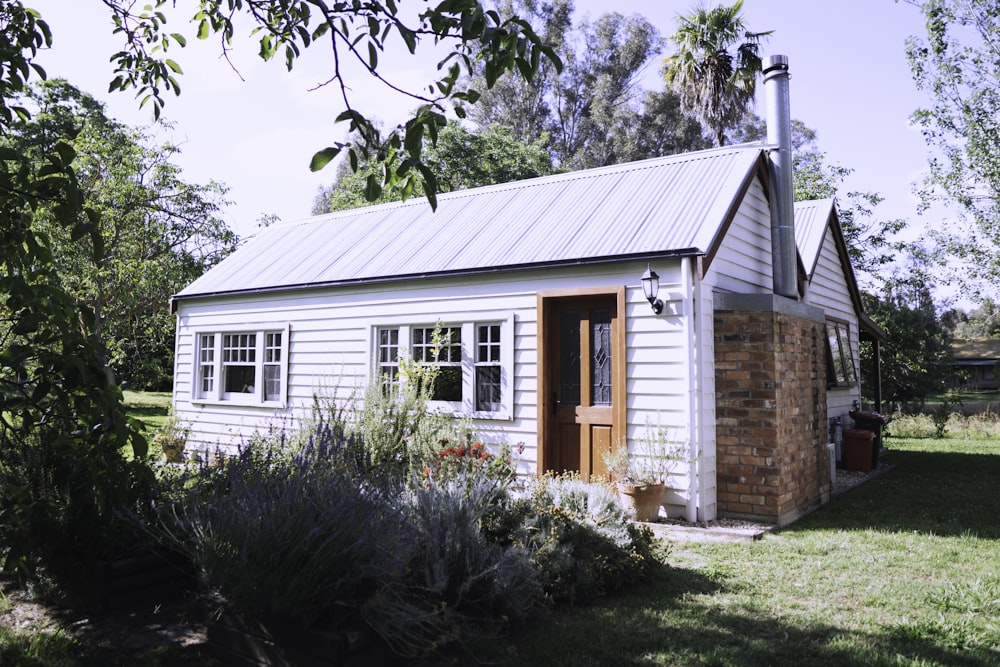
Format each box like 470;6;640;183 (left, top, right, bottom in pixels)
617;482;665;522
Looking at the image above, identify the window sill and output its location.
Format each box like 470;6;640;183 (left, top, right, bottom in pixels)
425;401;511;422
827;383;857;390
191;398;288;409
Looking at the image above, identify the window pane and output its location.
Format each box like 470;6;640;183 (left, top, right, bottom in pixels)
263;365;281;401
837;324;857;383
224;365;256;394
474;324;502;411
591;308;612;406
199;334;215;395
560;310;581;406
412;326;462;402
412;326;461;363
412;327;431;361
475;366;501;411
477;324;500;363
223;333;256;363
433;366;462;402
377;327;399;391
201;364;214;394
265;332;281;363
826;323;847;384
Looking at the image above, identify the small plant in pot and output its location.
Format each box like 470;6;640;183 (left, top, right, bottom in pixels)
153;415;189;463
603;426;687;522
603;447;664;522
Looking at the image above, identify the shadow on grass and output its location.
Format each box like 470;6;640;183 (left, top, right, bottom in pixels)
509;568;997;667
791;447;1000;539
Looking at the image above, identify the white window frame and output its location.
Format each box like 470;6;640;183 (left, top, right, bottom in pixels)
370;313;515;420
826;319;857;388
192;324;290;407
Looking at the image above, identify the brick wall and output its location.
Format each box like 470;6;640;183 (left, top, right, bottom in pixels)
714;301;831;525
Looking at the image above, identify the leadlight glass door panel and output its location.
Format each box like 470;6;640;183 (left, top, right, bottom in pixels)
549;296;618;481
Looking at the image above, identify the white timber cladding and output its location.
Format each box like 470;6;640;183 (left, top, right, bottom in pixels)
805;222;863;423
705;177;774;293
172;262;701;484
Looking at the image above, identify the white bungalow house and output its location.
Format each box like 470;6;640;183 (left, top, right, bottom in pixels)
169;56;881;526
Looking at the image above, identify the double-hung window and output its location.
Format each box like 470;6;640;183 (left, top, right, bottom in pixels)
194;325;289;405
826;320;857;387
374;315;514;419
475;324;502;412
412;325;463;402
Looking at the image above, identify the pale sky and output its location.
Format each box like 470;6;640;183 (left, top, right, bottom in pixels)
29;0;933;243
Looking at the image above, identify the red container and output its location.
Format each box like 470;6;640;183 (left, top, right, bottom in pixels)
843;429;875;473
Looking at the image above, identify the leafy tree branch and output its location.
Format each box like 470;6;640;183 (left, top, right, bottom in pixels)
99;0;562;209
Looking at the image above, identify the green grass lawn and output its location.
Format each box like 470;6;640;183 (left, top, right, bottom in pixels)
4;405;999;666
123;390;172;432
507;433;1000;666
123;390;172;460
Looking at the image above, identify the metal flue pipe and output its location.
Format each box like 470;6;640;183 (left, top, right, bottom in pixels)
763;54;798;300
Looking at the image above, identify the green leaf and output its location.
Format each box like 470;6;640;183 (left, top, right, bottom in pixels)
310;147;341;171
515;57;532;81
397;24;416;53
403;123;424;157
171;33;187;47
364;173;383;201
165;59;183;74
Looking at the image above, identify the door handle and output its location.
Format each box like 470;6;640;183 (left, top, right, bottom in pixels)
552;391;557;414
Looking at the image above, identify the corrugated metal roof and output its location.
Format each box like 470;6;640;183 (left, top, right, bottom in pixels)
794;198;834;279
952;338;1000;361
176;145;768;300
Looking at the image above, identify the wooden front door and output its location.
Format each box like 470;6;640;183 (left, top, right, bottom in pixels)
539;290;625;481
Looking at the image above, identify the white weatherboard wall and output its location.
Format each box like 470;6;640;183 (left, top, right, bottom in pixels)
707;178;773;294
805;223;863;422
172;260;702;490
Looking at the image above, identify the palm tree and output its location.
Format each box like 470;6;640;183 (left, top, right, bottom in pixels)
663;0;771;147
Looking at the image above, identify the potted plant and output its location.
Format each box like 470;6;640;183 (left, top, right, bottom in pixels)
603;447;665;522
153;415;189;463
603;425;688;522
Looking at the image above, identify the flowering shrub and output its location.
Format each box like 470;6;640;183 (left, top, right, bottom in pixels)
422;440;517;490
364;473;541;659
149;423;410;628
482;475;665;603
142;381;666;662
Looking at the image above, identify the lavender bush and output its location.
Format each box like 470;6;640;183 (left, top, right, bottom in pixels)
364;472;541;659
485;475;665;603
152;423;410;628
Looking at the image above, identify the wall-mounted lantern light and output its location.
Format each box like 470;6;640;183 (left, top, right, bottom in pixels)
641;264;664;314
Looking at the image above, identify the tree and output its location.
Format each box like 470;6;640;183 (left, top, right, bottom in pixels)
0;0;554;588
313;123;553;213
100;0;561;210
906;0;1000;302
0;4;155;587
663;0;770;147
940;300;1000;339
862;267;953;409
468;0;573;148
547;11;664;168
6;80;237;389
470;2;708;169
728;114;908;287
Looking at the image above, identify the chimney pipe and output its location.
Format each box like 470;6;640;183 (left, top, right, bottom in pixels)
763;54;797;299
